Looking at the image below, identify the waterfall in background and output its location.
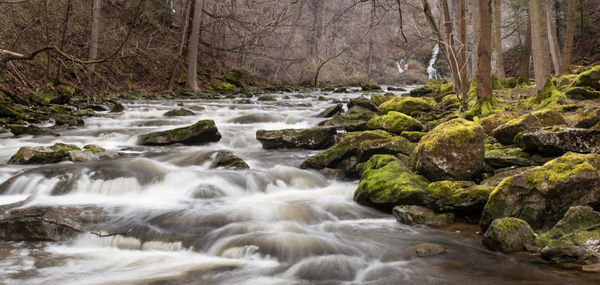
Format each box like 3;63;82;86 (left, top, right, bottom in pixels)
396;61;404;74
427;44;441;79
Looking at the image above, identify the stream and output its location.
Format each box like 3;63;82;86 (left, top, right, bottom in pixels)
0;88;598;284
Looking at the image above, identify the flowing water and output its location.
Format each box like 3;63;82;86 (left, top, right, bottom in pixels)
427;44;441;80
0;88;598;285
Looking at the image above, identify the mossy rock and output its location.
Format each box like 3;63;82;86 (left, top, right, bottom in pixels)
316;104;343;118
221;68;249;88
393;205;454;226
8;143;80;164
209;151;249;170
492;109;567;145
502;77;518;89
164;109;195;117
212;81;238;94
347;97;378;112
368;111;423;134
378;96;435;116
515;126;600;155
333;87;347;93
74;109;95;117
83;144;106;153
256;127;337;150
412;118;486;181
0;104;24;119
479;112;518;135
425;181;494;214
257;95;276;101
54;114;84;127
409;79;446;97
570;65;600;91
110;102;125;113
371;94;396;106
574;109;600;129
438;94;460;110
400;131;427;143
483;218;537;253
565;87;600;100
354;155;430;211
361;84;382;92
484;144;535;168
480;152;600;231
525;80;566;110
9;125;59;137
137;120;221;146
318;113;372;132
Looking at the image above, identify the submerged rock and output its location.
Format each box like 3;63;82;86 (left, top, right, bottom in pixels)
256;127;337;150
164;108;195;117
515;126;600;155
483;218;537;253
137;120;221;146
480;152;600;231
393;205;454;226
409;242;447;257
412;118;486;181
492;109;567;145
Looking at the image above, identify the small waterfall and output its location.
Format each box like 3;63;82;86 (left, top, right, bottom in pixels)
427;44;441;79
396;61;404;74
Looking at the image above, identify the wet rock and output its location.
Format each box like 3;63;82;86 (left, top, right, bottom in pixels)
210;151;249;170
361;84;382;92
9;124;59;137
318;168;346;180
318;113;372;132
54;114;84;126
515;126;600;155
565;87;600;100
484;144;536;168
368;111;423;134
378;96;435;116
74;108;95;117
483;218;537;253
409;79;445;97
110;102;125;113
316;104;343;118
347;97;378;112
192;184;225;199
257;95;276;101
8;143;80;164
84;104;109;112
301;131;415;178
164;108;194;117
137;120;221;146
229;113;282;124
393;205;454;226
354;155;429;210
492;109;567;145
387;86;406;92
346;105;377;116
0;206;104;242
256;127;337;150
480;152;600;231
425;181;494;214
333;87;347;93
0;104;24;118
409;243;447;257
541;246;598;264
412;118;486;181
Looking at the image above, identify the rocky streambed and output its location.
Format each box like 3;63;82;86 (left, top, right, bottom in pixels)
0;76;600;284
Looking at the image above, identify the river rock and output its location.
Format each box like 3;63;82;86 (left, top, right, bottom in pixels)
515;126;600;155
301;130;415;178
316;104;343;118
409;242;447;257
492;109;567;145
412;118;486;182
541;246;598;264
229;113;282;124
361;84;382;92
110;102;125;113
210;151;249;170
483;218;537;253
354;155;429;210
54;114;84;126
480;166;534;187
8;143;118;165
137;120;221;146
393;205;454;226
371;94;395;106
378;96;435;116
318;113;372;132
409;79;445;97
347;97;378;112
0;206;104;242
256;127;337;150
479;112;518;135
368;111;423;134
484;144;536;168
164;108;194;117
480;152;600;231
425;181;494;214
9;124;60;137
346;105;376;116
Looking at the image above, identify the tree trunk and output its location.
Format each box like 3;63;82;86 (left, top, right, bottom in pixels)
367;0;375;81
186;0;203;92
88;0;101;74
478;0;492;102
560;0;577;75
518;17;532;79
167;0;192;90
491;0;505;81
439;0;464;97
529;0;551;91
458;0;467;96
469;0;479;80
546;0;561;76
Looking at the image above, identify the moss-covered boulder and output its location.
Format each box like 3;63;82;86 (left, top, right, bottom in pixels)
346;105;377;116
371;93;396;106
221;68;249;88
515;126;600;155
318;113;372;132
484;144;536;168
565;87;600;100
212;81;237;94
570;65;600;91
412;118;486;181
438;94;460;110
361;84;382;92
316;104;343;118
9;124;59;137
354;155;430;210
479;112;518;135
392;205;454;226
409;79;446;97
378;96;435;116
210;151;249;170
54;114;84;126
483;218;537;253
368;111;423;134
480;167;534;187
400;131;427;143
8;143;79;164
347;97;378;112
164;109;195;117
492;109;567;145
425;181;494;214
301;131;415;178
137;120;221;146
480;152;600;231
575;109;600;129
110;102;125;113
256;127;337;150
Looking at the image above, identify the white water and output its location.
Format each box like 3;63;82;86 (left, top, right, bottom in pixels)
427;44;441;80
0;89;596;285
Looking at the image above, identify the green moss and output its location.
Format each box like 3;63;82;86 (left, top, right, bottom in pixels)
83;144;106;153
465;95;496;119
516;77;533;89
523;79;566;110
426;181;493;212
484;177;513;219
356;154;402;177
212;81;237;94
438;82;454;96
569;65;600;90
361;84;382;92
56;85;75;96
524;153;597;188
369;111;423;134
371;94;396;106
221;68;248;88
49;143;81;152
377;96;435;115
419;118;481;154
400;131;427;143
492;74;501;90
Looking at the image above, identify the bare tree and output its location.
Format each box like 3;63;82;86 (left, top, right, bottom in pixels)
491;0;505;81
529;0;551;91
518;17;532;80
560;0;577;75
186;0;203;91
545;0;560;76
477;0;492;107
88;0;101;74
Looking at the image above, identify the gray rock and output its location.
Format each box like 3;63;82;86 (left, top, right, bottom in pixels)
483;218;537;253
137;120;221;146
256;127;337;150
515;126;600;155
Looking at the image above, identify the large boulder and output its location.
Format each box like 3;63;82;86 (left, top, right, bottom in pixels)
515;126;600;155
425;181;494;214
347;97;378;112
256;127;337;150
570;65;600;91
371;93;395;106
377;96;435;116
565;87;600;100
409;79;446;97
483;218;537;253
492;109;567;145
8;143;119;164
368;111;423;134
575;109;600;129
484;144;536;168
393;205;454;226
316;104;343;118
301;131;415;178
318;113;372;132
9;124;59;137
480;152;600;231
412;118;486;181
354;155;430;210
137;120;221;146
